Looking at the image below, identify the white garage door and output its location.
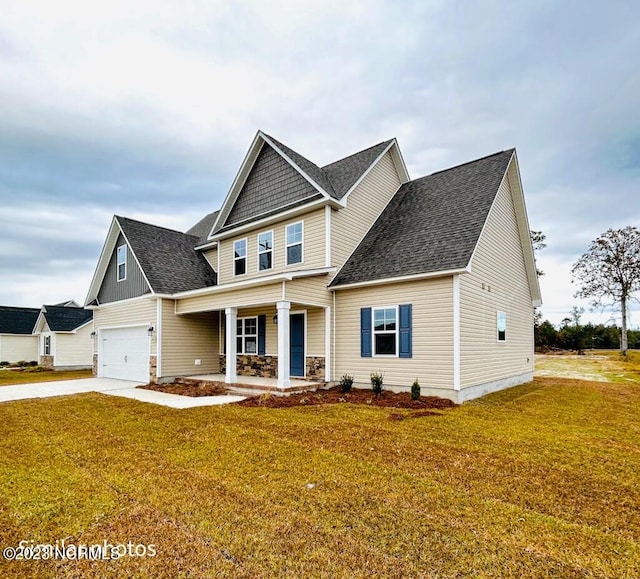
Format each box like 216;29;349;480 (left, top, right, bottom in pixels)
100;327;149;383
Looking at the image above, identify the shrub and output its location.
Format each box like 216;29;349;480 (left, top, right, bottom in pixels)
411;378;421;401
16;361;27;367
0;361;9;367
23;366;49;373
370;372;384;397
339;374;354;394
28;360;38;366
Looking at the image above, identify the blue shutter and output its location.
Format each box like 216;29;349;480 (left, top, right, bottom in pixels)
399;304;412;358
258;315;266;355
360;307;372;357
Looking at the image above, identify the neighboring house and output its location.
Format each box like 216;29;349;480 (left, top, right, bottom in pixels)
0;306;40;363
85;130;541;402
33;303;93;370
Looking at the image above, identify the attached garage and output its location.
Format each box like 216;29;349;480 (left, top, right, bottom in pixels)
99;326;150;383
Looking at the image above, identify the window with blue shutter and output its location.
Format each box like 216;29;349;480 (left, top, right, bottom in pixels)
399;304;412;358
360;307;372;357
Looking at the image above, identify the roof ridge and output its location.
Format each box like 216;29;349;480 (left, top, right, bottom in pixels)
116;215;197;238
321;138;394;169
425;148;515;179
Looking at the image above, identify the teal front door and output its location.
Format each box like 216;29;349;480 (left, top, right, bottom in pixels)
290;313;305;377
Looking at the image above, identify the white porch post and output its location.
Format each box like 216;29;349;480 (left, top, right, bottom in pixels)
277;300;291;388
324;306;331;382
225;307;238;384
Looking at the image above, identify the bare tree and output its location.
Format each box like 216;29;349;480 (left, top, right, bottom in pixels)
571;226;640;354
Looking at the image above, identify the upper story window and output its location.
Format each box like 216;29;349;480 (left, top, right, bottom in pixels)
234;239;247;276
237;317;257;354
373;307;397;356
497;311;507;342
286;221;303;265
117;245;127;282
258;231;273;271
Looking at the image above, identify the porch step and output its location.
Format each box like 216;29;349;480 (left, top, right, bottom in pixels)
174;375;326;397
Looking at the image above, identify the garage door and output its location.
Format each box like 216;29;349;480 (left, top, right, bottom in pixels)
100;327;149;383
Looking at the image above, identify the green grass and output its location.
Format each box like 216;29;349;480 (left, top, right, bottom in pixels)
0;372;638;576
0;369;93;387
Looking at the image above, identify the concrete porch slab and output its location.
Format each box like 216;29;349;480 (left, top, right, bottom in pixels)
187;374;326;396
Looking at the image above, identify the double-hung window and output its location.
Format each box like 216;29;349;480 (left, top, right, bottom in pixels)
497;311;507;342
286;222;303;265
234;239;247;276
258;231;273;271
236;317;257;354
117;245;127;282
373;307;397;356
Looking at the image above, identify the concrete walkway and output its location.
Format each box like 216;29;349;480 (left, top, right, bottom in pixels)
0;378;245;408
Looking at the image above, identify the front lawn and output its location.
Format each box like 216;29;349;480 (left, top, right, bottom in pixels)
0;375;638;577
0;369;93;387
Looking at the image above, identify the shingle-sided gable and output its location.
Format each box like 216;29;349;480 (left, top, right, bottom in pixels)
187;211;219;246
0;306;40;335
221;144;320;231
330;150;515;287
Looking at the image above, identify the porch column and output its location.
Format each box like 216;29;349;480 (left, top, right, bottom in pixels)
276;300;291;388
225;307;238;384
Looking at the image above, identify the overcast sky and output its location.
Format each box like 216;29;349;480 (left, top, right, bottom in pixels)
1;0;638;327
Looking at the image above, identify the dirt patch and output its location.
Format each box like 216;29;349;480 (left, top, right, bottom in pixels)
235;386;457;410
139;381;229;397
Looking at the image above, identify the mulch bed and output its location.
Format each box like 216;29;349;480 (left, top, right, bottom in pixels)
138;382;457;413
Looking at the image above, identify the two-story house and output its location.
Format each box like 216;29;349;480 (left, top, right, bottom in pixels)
85;130;541;403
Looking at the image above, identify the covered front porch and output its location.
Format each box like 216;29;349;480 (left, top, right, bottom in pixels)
174;275;333;388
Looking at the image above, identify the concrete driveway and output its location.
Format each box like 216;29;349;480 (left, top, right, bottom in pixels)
0;378;245;408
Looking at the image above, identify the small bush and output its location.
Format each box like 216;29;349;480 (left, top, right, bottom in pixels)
23;366;49;373
16;361;27;367
370;372;384;397
0;361;9;366
411;378;421;400
339;374;354;394
28;360;38;366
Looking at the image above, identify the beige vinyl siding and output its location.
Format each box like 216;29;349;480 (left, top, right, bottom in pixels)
459;170;534;389
55;324;93;366
202;248;218;272
176;283;284;315
331;152;401;277
160;300;219;377
303;307;325;356
284;276;331;307
217;208;326;285
0;335;38;363
93;298;157;355
334;277;454;390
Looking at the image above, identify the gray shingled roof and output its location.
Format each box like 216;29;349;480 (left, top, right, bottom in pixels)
186;210;219;246
265;134;338;198
0;306;40;334
42;305;92;332
117;217;217;293
323;139;394;199
330;149;515;287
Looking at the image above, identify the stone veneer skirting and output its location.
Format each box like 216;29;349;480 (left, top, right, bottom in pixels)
150;355;157;384
220;354;325;381
92;353;98;376
40;355;54;370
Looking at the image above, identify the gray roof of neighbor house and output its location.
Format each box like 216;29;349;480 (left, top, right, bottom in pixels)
330;149;515;287
186;210;219;246
0;306;40;335
41;305;93;332
117;216;217;293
